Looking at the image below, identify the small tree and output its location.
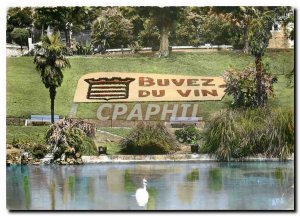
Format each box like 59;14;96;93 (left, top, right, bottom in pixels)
247;9;274;106
34;34;70;123
10;27;29;51
224;64;277;108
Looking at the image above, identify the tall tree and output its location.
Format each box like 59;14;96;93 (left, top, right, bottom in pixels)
150;7;183;57
34;7;90;47
247;8;276;106
135;7;183;57
34;34;71;123
7;7;33;31
7;7;33;43
91;7;133;50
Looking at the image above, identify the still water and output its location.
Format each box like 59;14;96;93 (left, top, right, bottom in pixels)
7;162;294;210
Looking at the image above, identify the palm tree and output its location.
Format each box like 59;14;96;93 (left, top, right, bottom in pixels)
34;33;71;123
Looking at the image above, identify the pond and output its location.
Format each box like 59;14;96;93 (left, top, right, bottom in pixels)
6;162;294;210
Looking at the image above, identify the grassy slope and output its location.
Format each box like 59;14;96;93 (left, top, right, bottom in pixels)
7;50;294;119
6;126;49;144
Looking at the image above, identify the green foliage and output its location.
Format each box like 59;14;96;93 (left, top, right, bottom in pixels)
170;8;202;46
46;118;97;159
201;108;294;160
137;18;160;47
247;10;274;57
34;33;70;89
224;64;277;108
75;40;93;55
175;126;202;144
10;28;29;48
121;122;175;154
91;8;133;49
7;7;33;33
201;14;240;46
31;143;48;159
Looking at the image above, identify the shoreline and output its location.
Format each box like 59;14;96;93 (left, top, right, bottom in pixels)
6;153;294;166
81;154;294;164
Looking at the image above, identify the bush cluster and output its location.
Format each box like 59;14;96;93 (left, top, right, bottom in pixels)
175;125;202;145
46;118;97;159
121;122;176;154
224;64;277;108
201;108;294;160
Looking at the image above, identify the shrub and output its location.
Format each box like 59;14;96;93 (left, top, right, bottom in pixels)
224;64;277;108
121;122;176;154
31;144;48;159
201;108;294;160
46;118;97;159
175;126;202;145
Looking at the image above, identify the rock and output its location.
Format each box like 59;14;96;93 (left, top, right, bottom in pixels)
69;160;74;165
60;161;67;165
76;158;83;165
60;153;66;161
6;160;12;166
66;158;71;163
41;153;54;164
21;159;28;165
75;153;81;158
106;139;111;142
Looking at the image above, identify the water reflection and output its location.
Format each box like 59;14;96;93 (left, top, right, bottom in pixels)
49;180;56;210
208;168;222;191
23;176;30;210
186;169;199;182
107;169;124;193
6;162;294;210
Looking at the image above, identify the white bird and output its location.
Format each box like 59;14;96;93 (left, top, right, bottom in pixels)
135;178;149;207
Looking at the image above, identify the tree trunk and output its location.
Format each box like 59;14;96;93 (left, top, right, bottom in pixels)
49;86;56;124
159;25;170;57
255;54;266;107
243;27;249;54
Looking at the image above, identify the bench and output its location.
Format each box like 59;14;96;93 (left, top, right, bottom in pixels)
166;117;202;128
25;115;60;126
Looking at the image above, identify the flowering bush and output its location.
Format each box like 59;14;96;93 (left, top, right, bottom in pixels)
224;64;277;108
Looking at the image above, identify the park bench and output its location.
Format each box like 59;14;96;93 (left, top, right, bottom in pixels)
166;117;203;128
25;115;60;126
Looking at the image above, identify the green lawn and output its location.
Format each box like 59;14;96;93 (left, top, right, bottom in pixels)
7;50;294;119
6;126;49;144
98;127;132;137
